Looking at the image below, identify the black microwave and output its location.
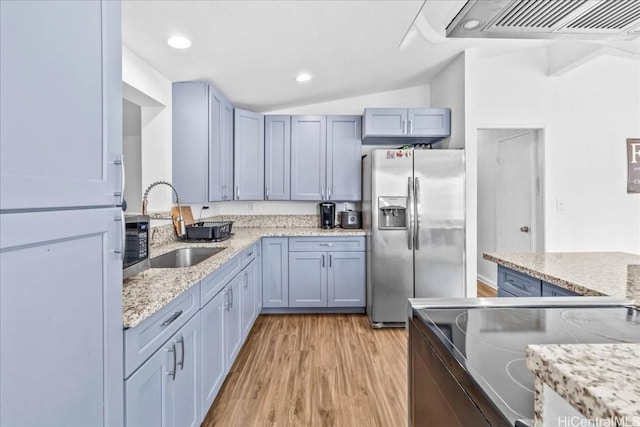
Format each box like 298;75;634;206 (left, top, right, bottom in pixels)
123;215;150;279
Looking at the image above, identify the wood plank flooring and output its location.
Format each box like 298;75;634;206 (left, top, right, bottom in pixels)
477;280;497;298
202;314;407;427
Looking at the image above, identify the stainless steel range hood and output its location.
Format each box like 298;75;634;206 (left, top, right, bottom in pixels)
446;0;640;40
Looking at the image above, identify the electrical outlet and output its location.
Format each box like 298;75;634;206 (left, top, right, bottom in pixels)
343;202;349;211
556;199;565;211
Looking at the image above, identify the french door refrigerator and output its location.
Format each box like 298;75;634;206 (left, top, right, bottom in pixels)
363;148;465;327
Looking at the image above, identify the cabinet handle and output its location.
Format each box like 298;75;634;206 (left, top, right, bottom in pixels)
247;251;253;257
244;271;248;288
322;254;325;268
222;185;226;199
319;243;333;247
224;290;230;312
166;343;177;381
505;279;527;291
177;336;185;371
408;119;413;134
114;155;124;203
236;186;240;199
402;120;407;134
329;254;332;268
161;310;183;327
327;188;331;200
115;213;124;260
266;187;269;199
229;287;234;308
320;186;324;200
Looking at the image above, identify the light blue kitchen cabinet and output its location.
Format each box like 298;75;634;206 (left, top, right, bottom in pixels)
0;208;124;427
0;0;122;211
241;259;257;340
225;274;243;367
200;289;227;419
362;108;451;143
125;312;202;427
173;81;233;203
265;115;291;200
220;100;235;201
497;265;542;297
234;108;265;200
326;116;362;201
262;238;290;308
288;251;328;307
362;108;408;136
542;281;579;297
291;116;327;200
173;81;210;203
327;251;366;307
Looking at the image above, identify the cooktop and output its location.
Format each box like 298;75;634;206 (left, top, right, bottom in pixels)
414;305;640;425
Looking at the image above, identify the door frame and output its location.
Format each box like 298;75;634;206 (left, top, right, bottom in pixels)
476;125;546;287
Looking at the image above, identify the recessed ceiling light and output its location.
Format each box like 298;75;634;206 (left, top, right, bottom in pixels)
167;36;192;49
461;19;482;30
295;73;312;83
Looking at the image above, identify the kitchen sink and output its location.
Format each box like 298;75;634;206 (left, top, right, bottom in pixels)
150;247;225;268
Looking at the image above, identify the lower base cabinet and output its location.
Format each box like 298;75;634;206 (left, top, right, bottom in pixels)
289;251;327;307
241;258;258;340
225;274;243;370
125;312;202;427
201;290;227;417
497;265;579;297
327;251;366;307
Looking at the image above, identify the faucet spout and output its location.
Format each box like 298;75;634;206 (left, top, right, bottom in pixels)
142;181;186;236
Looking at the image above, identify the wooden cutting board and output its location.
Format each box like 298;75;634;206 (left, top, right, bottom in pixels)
171;206;194;234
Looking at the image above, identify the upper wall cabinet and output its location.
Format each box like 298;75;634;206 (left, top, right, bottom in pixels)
0;0;122;210
291;115;361;201
173;81;233;203
265;116;291;201
234;109;265;200
362;108;450;144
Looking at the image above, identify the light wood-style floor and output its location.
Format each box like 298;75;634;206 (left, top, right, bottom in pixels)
477;280;497;298
202;314;407;427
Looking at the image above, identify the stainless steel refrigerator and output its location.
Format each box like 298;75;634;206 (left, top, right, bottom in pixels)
363;148;465;327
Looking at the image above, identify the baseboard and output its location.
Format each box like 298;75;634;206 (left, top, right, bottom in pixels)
260;307;366;315
477;274;497;289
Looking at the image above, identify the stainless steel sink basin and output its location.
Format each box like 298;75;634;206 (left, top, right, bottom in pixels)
150;247;225;268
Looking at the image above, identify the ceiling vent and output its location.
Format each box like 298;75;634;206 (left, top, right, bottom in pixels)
447;0;640;40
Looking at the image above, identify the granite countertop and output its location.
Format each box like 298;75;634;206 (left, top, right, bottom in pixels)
483;252;640;302
527;343;640;423
122;225;366;328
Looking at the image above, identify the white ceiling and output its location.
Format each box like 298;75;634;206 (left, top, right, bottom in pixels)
121;0;629;112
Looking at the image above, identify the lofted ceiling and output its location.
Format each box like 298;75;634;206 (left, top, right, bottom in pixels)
121;1;637;112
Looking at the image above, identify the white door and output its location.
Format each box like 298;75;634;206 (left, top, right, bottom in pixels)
496;130;536;253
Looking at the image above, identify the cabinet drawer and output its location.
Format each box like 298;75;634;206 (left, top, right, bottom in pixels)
201;253;242;307
498;266;541;297
289;236;364;252
124;285;200;379
542;282;579;297
241;242;258;268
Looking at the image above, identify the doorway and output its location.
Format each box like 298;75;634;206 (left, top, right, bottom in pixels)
477;128;545;287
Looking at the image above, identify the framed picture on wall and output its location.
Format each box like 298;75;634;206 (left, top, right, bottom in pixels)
628;138;640;194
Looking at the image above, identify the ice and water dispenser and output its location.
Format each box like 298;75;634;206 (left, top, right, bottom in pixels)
378;197;407;230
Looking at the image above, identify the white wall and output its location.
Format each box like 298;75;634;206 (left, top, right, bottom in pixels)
474;48;640;254
122;46;173;214
477;129;498;286
123;99;142;207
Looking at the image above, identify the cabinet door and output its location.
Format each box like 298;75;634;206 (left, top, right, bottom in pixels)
255;242;263;312
171;313;202;427
265;115;291;200
1;208;123;427
326;116;362;201
201;290;227;415
221;100;235;201
542;282;578;297
289;252;327;307
207;87;224;202
407;108;450;137
363;108;407;137
262;238;289;308
240;260;256;340
125;338;173;427
0;0;122;210
172;81;209;204
291;116;326;200
234;108;264;200
225;275;243;367
327;251;366;307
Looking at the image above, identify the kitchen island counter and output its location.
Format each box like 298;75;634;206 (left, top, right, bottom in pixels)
123;226;366;328
483;252;640;303
527;343;640;425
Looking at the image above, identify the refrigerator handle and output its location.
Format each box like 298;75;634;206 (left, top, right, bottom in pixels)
414;177;421;250
408;177;413;250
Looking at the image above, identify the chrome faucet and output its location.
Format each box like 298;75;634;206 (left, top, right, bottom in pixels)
142;181;186;237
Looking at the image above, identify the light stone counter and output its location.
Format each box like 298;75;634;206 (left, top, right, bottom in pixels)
123;226;366;328
483;252;640;302
527;343;640;425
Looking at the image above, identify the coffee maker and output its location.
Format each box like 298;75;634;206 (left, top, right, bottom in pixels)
319;202;336;229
